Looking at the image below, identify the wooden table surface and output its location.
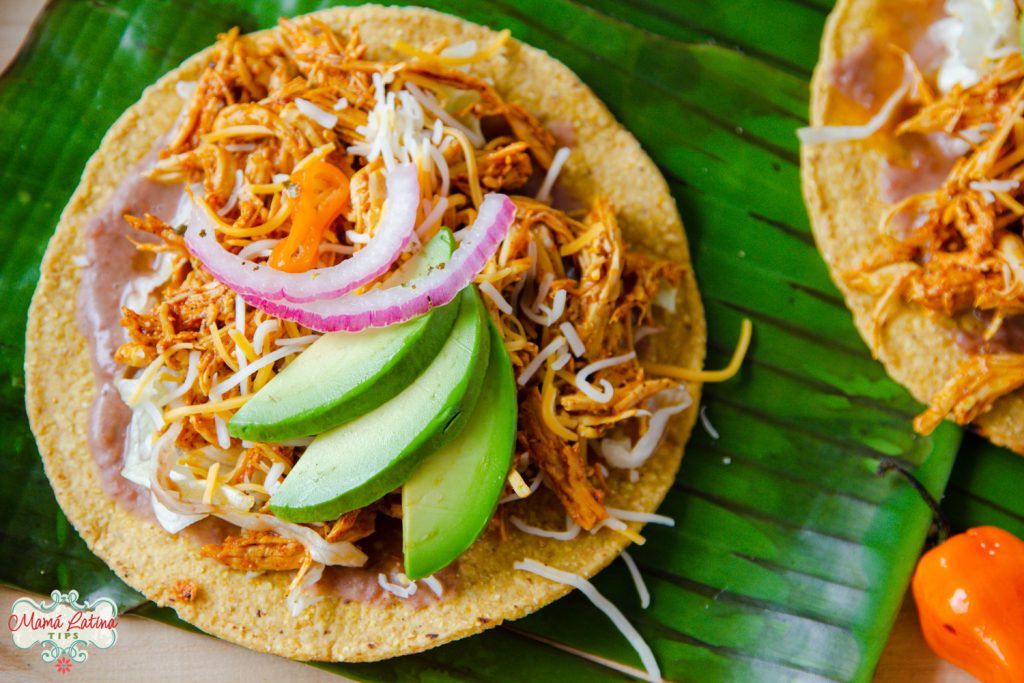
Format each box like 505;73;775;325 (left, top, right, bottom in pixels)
0;1;975;681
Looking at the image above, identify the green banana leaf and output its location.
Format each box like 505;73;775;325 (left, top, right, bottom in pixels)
1;0;1020;681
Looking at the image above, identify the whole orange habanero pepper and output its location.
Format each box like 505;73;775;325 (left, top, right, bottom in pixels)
912;526;1024;683
269;160;350;273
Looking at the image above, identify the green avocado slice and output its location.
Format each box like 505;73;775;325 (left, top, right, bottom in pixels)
268;286;490;523
228;231;458;442
402;320;516;580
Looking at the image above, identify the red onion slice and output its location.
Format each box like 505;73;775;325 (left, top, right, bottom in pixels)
242;194;516;332
183;164;420;303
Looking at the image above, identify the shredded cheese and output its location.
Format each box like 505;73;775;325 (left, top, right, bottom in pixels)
421;575;444;597
203;124;275;143
620;551;651;609
378;573;418;599
445;126;483;208
575;352;635;404
517;337;567;386
797;55;913;144
644;318;752;383
295;98;338;129
605;507;676;527
510;515;581;540
601;388;692;470
699;405;720;440
163;395;251;422
514;559;662;683
478;281;514;314
507;469;532;497
535;146;571;203
559;321;586;357
542;364;578;441
392;29;511;67
202;462;221;505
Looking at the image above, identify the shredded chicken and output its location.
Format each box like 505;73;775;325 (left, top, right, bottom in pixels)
519;389;606;530
113;17;689;579
201;531;309;571
850;51;1024;432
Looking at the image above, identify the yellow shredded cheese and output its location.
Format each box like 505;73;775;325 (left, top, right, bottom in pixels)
202;462;221;504
163;395;250;422
209;321;239;372
559;222;605;256
996;190;1024;216
203;124;275;143
508;469;532;498
445;126;483;208
128;343;192;405
248;182;285;195
229;328;258;363
392;29;511;67
292;143;337;173
542;365;578;441
644;318;752;383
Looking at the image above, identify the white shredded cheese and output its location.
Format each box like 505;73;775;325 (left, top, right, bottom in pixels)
263;461;286;495
378;573;418;599
276;334;320;348
421;575;444;597
160;350;201;406
797;54;912;145
510;515;581;541
575;352;636;404
970;179;1020;193
213;415;231;450
535;146;572;203
295;97;338;129
479;280;514;314
699;405;720;440
237;239;279;261
605;507;676;527
416;196;449;236
517;337;567;386
210;346;298;397
559;321;586;357
405;81;484;148
930;0;1019;93
286;562;325;616
546;289;568;325
514;559;662;683
333;97;349;111
251;319;281;356
620;551;651;609
602;387;693;469
500;472;544;504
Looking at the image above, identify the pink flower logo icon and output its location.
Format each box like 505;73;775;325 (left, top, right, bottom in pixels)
55;656;73;674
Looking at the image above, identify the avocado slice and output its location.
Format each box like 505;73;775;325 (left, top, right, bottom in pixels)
229;231;458;442
268;286;490;522
402;321;516;579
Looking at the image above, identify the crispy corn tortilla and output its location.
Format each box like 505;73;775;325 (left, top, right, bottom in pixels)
802;0;1024;453
26;5;705;662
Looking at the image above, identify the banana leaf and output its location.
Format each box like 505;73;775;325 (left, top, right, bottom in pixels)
1;0;1014;681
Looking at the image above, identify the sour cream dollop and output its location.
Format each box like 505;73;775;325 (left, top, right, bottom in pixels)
930;0;1020;93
